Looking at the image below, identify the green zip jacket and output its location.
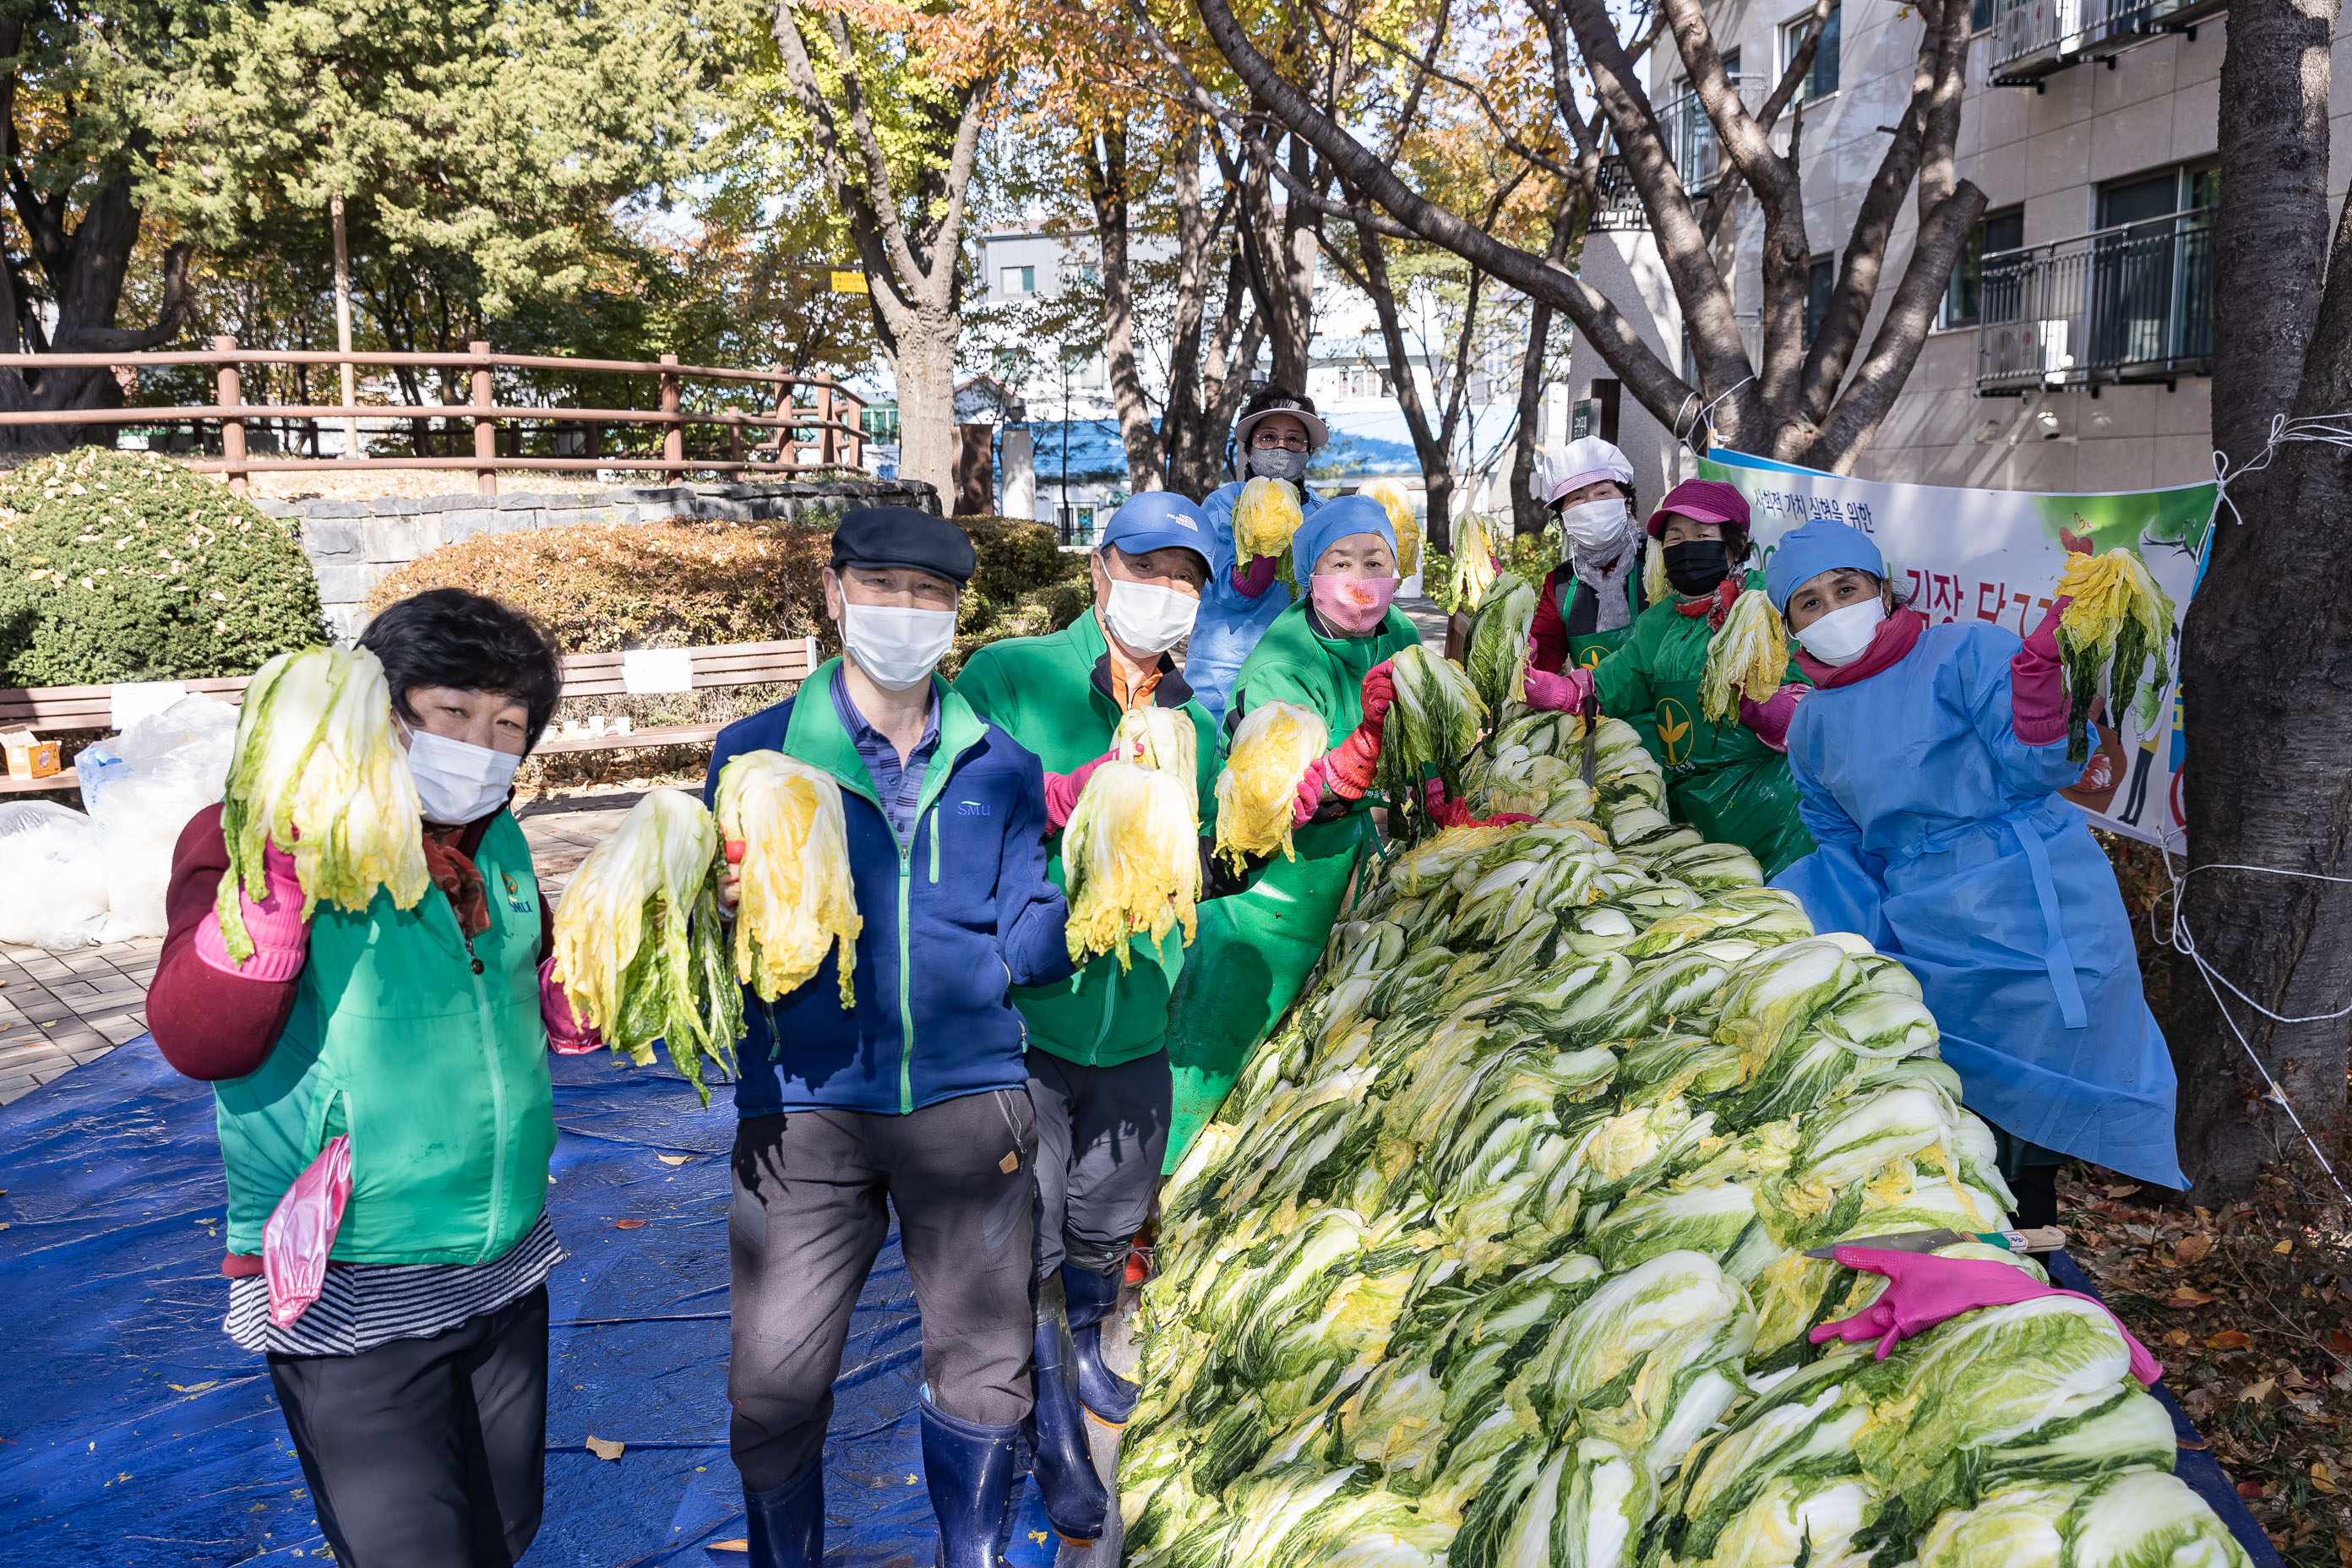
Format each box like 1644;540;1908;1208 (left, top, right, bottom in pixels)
956;611;1224;1069
1587;569;1816;876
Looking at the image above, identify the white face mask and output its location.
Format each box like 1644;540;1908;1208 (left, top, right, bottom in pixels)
1559;497;1634;554
404;727;522;825
840;601;958;691
1101;578;1200;655
1794;598;1887;666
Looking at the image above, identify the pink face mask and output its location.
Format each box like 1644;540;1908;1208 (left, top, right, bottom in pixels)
1310;573;1399;634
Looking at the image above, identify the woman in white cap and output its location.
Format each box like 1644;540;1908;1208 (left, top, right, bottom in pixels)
1527;435;1647;675
1182;385;1331;725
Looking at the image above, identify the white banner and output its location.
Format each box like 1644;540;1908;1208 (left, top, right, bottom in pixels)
1697;448;2212;853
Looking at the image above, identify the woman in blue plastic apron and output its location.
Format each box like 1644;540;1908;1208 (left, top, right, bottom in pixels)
1182;385;1331;726
1763;518;2186;1222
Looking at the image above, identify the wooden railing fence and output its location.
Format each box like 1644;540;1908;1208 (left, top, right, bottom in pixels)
0;337;868;497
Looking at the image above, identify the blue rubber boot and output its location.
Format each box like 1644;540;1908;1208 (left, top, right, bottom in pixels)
1026;1273;1109;1544
742;1455;823;1568
1060;1261;1139;1425
919;1393;1021;1568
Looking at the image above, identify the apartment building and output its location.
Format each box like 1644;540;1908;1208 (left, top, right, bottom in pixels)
1565;0;2352;497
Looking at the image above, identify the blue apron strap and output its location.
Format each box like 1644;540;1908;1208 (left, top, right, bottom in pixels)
2006;814;2089;1029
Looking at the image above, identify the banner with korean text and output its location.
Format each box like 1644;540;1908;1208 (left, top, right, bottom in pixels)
1696;447;2212;853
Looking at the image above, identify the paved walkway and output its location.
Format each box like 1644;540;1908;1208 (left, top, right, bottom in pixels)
0;787;652;1107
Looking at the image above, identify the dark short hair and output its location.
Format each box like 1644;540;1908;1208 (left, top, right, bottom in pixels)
360;588;564;749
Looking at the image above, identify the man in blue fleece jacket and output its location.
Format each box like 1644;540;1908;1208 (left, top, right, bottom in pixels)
702;507;1072;1568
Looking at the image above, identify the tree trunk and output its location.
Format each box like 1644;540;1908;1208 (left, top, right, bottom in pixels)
890;317;960;505
1508;300;1555;539
1085;118;1164;490
2171;0;2352;1199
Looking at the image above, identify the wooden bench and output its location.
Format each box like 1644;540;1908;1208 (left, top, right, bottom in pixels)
0;636;821;792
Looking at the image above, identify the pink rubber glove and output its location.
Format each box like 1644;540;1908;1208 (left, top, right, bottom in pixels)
1233;555;1281;598
196;838;311;982
262;1135;352;1327
1044;745;1125;832
1810;1247;2162;1384
1738;685;1802;752
1293;756;1330;825
1424;778;1536;830
1521;666;1593;714
2012;595;2073;746
542;956;602;1054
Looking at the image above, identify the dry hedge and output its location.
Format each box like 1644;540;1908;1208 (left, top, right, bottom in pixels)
365;514;1085;787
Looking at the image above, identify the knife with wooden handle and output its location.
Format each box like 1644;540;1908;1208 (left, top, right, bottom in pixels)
1802;1226;2066;1260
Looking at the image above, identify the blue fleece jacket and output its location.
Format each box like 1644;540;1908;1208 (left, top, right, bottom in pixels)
703;662;1074;1116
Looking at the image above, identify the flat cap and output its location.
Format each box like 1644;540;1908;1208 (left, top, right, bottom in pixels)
830;506;977;585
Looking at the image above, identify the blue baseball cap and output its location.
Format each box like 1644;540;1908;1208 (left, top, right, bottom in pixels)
1101;492;1212;569
1764;518;1886;612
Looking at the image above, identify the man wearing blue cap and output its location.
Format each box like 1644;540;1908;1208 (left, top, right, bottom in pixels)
702;505;1075;1568
1761;516;2186;1217
953;491;1260;1547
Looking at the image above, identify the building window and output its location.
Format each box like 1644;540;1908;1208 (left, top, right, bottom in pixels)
1779;4;1839;101
999;264;1035;295
1973;0;1993;31
1942;206;2025;328
1802;256;1834;348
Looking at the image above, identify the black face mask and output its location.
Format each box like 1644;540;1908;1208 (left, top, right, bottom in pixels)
1663;539;1734;596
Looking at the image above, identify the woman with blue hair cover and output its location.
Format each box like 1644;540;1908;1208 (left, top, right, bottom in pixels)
1764;517;2185;1216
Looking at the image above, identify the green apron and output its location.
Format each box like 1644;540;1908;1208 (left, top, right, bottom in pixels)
1159;601;1422;1169
212;812;555;1265
1550;563;1660;760
953;613;1222;1070
1589;569;1816;879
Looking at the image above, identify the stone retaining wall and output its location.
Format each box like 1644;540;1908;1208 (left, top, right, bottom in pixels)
256;477;939;639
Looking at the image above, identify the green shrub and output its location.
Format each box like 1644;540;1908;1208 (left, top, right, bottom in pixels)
0;448;326;687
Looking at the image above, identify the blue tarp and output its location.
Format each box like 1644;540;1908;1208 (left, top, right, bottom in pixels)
1003;415;1428;492
0;1040;1064;1567
0;1040;2281;1568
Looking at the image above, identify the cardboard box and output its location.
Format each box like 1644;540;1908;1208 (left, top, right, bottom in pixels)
3;729;63;781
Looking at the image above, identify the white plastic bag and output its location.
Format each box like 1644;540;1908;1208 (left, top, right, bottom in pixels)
0;801;111;948
79;694;240;939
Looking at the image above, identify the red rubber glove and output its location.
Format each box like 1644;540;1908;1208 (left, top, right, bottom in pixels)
1293;756;1330;825
1810;1247;2162;1384
1521;666;1593;714
196;837;311;982
1044;745;1127;831
1424;778;1536;830
1357;660;1398;730
2012;595;2073;746
1325;726;1381;800
541;956;602;1054
1738;686;1802;752
1233;555;1281;598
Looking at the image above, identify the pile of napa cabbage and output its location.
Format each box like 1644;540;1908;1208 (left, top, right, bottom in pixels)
1119;685;2247;1568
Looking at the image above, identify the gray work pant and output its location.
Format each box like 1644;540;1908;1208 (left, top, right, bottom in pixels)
1026;1047;1172;1280
726;1091;1037;1491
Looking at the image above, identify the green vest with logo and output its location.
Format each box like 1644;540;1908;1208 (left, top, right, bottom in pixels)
212;810;556;1265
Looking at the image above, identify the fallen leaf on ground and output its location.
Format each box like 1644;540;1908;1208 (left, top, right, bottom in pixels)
656;1154;692;1167
705;1540;747;1553
2237;1480;2265;1499
2168;1286;2220;1307
2242;1378;2278;1404
2175;1233;2212;1265
2328;1329;2352;1356
614;1218;647;1230
585;1435;624;1461
2208;1331;2253;1350
2277;1239;2296;1255
2105;1183;2142;1199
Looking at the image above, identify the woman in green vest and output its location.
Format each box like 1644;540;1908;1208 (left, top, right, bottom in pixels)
1158;493;1422;1170
952;492;1233;1544
1524;435;1660;761
1521;478;1814;877
149;588;581;1568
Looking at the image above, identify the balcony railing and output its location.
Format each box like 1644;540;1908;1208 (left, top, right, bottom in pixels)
1652;77;1762;197
1987;0;2227;84
1588;156;1649;232
1976;208;2216;391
